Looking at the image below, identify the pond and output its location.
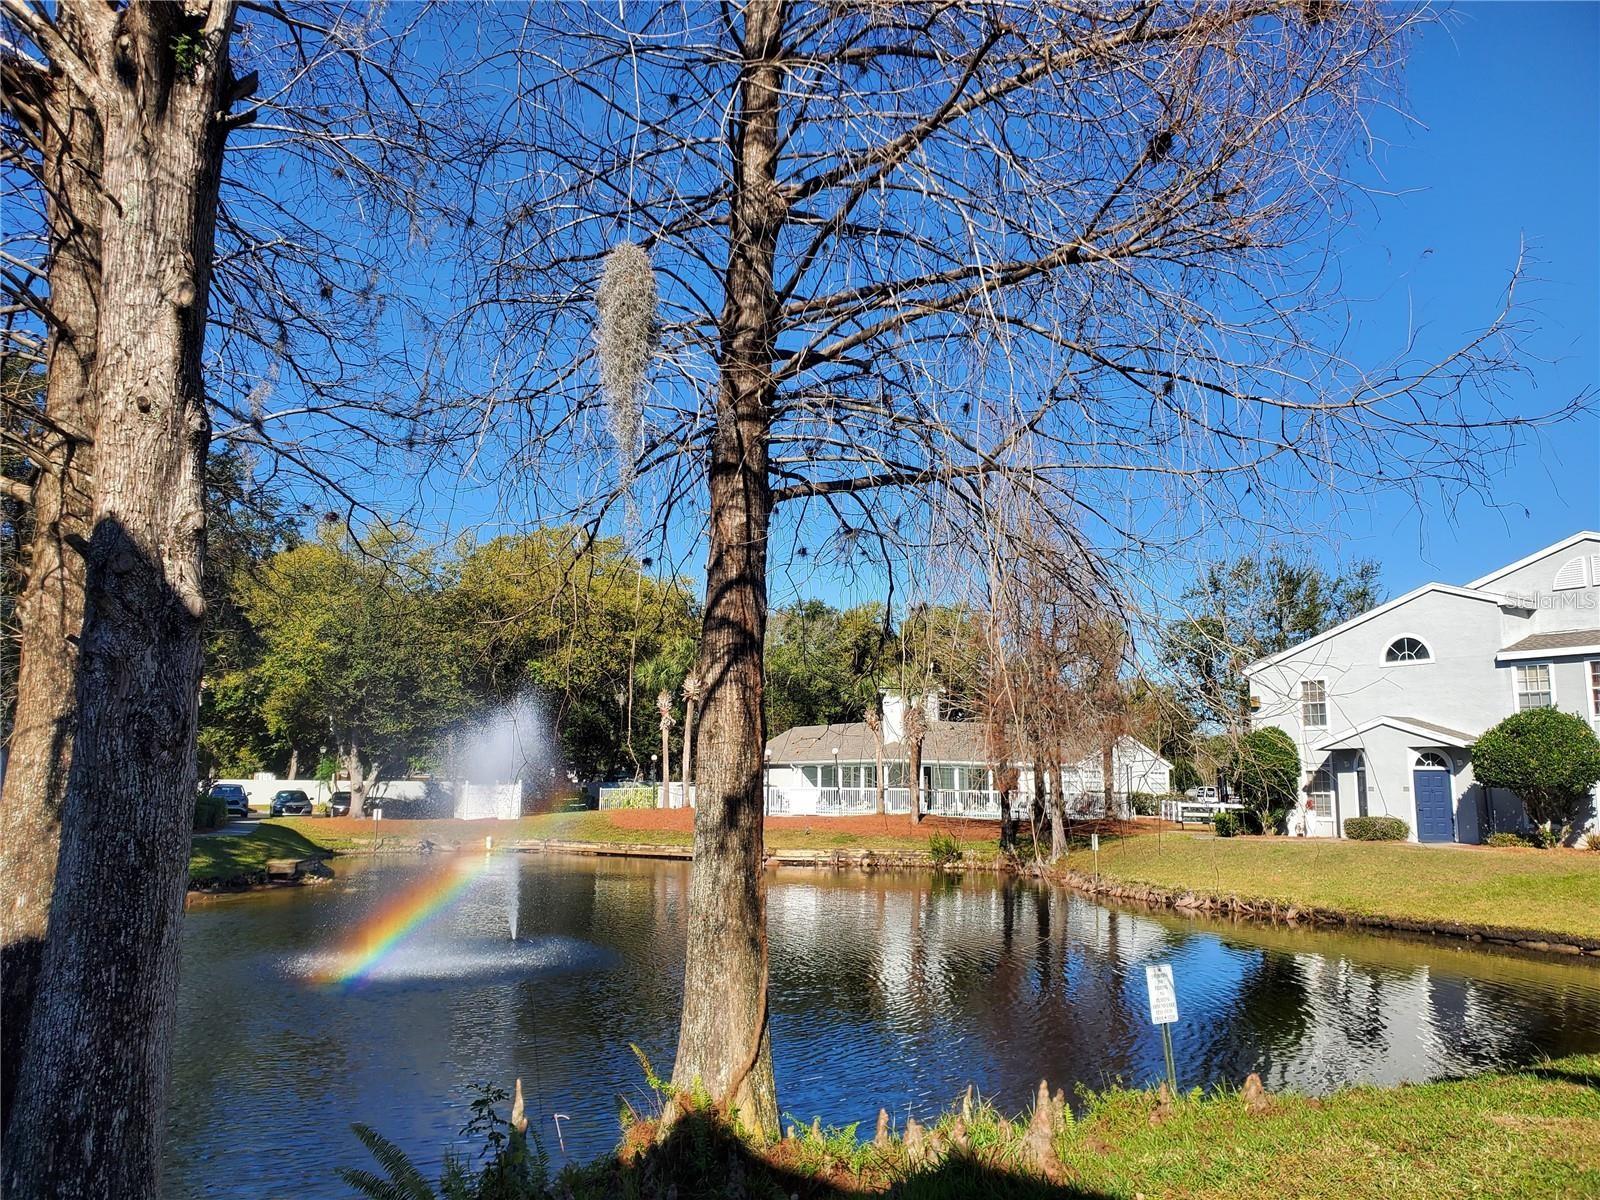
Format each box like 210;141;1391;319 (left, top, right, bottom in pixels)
165;853;1600;1197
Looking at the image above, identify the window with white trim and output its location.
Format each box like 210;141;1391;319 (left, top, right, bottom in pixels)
1306;768;1335;818
1300;679;1328;728
1416;751;1450;770
1514;663;1553;711
1589;660;1600;721
1384;637;1431;663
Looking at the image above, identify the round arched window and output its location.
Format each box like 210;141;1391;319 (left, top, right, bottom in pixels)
1384;637;1430;663
1416;751;1449;770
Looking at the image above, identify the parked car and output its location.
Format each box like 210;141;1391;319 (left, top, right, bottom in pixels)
208;783;250;819
269;789;312;817
1185;786;1220;802
330;790;352;817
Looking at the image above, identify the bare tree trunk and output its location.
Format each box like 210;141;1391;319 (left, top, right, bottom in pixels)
287;746;299;780
681;671;702;808
1032;754;1047;838
344;741;367;814
1050;749;1067;863
866;704;885;816
1102;737;1117;819
4;4;239;1193
0;45;100;1132
670;0;783;1139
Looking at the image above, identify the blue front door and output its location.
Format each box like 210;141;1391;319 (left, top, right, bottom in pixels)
1413;770;1453;843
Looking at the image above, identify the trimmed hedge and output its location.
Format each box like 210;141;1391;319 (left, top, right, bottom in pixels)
1343;816;1408;842
1212;810;1241;837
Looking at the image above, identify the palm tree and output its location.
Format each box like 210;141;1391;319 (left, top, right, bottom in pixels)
680;670;704;808
656;689;674;807
904;701;927;830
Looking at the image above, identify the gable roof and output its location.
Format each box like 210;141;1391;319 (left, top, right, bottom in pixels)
1468;531;1600;589
1242;583;1504;676
1313;715;1478;752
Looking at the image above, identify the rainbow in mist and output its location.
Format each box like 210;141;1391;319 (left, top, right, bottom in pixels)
312;856;495;987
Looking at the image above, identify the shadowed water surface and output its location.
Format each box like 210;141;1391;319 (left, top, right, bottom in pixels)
165;853;1600;1197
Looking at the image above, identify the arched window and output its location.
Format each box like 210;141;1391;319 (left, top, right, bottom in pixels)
1416;751;1450;770
1384;637;1431;663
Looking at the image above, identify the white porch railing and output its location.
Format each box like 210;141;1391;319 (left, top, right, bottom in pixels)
923;789;1002;818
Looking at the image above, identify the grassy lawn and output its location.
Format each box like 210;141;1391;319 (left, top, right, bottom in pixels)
1047;1054;1600;1199
188;823;337;885
260;810;1007;860
1085;831;1600;941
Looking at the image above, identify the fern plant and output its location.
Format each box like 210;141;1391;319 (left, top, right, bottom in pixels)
340;1081;551;1200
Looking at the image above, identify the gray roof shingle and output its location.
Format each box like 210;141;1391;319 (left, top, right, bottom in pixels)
1500;629;1600;655
766;719;990;764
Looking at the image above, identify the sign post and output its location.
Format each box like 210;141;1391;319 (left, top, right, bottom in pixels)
1091;831;1100;879
1144;963;1179;1094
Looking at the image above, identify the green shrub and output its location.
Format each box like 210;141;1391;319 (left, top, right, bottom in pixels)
193;791;227;831
1486;831;1537;849
1211;810;1240;838
1343;816;1408;842
598;785;657;810
928;831;963;867
1472;708;1600;844
1230;727;1299;833
1129;791;1160;816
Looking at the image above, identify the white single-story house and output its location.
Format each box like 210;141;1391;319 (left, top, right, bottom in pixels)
1243;532;1600;843
763;692;1171;818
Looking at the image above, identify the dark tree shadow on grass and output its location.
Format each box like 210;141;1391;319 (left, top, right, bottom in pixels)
566;1110;1118;1200
1523;1062;1600;1094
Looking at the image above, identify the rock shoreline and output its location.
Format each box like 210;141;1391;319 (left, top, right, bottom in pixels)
1051;867;1600;959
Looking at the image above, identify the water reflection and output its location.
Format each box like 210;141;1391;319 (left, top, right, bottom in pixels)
165;855;1600;1198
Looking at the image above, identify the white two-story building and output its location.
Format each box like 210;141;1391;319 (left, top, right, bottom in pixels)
1243;532;1600;843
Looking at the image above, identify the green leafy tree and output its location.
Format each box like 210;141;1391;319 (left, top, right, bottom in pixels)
245;526;466;811
447;529;699;780
1164;555;1382;732
195;451;302;778
765;600;891;734
1230;726;1300;834
889;603;989;719
1472;709;1600;844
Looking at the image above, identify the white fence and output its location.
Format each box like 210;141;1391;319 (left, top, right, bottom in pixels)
1160;796;1245;825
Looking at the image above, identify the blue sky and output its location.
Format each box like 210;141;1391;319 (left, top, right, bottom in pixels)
1291;2;1598;594
243;4;1598;616
774;3;1599;612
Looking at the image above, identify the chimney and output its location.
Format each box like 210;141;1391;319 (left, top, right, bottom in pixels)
881;691;907;744
881;690;941;744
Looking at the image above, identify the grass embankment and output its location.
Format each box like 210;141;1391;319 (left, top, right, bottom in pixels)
188;823;338;886
1081;832;1600;943
385;1055;1600;1198
262;808;1012;861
